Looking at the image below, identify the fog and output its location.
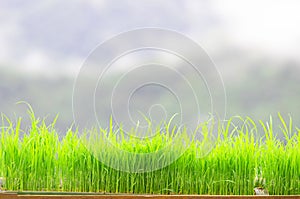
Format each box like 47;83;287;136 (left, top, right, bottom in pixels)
1;0;300;133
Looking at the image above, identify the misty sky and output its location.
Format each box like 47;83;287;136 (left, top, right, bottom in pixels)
1;0;300;76
1;0;300;132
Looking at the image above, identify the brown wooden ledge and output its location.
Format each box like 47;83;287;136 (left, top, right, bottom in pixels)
0;192;299;199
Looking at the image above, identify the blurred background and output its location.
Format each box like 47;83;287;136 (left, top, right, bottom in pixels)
1;0;300;133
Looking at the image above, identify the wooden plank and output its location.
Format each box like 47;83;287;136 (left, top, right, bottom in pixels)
1;193;300;199
15;194;300;199
0;192;18;199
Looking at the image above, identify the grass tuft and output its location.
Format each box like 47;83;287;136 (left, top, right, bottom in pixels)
0;111;299;195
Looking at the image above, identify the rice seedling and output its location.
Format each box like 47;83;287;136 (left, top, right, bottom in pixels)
0;109;299;195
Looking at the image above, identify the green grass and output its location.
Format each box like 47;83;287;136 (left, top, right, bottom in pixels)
0;109;299;195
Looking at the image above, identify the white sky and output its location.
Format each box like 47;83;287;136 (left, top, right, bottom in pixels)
212;0;300;57
0;0;300;74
